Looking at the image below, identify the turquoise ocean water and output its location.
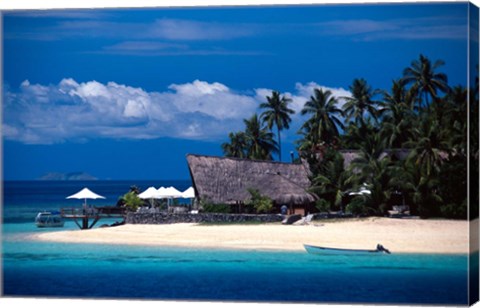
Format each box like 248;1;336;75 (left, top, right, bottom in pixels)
1;181;470;305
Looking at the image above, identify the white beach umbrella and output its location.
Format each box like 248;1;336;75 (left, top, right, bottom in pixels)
182;187;195;199
138;186;159;199
156;186;168;198
157;186;183;208
157;186;183;198
155;186;171;208
138;186;159;207
66;187;105;208
164;186;183;198
181;186;196;211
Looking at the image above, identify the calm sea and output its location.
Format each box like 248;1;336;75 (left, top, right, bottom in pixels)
1;181;471;305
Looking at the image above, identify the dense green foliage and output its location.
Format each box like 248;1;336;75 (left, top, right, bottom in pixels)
245;188;274;214
222;55;478;219
315;199;331;213
200;199;231;213
121;191;144;212
222;114;279;160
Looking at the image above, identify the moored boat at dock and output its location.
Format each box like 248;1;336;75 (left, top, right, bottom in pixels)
35;211;65;228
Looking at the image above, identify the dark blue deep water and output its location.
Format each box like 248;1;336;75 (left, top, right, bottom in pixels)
2;180;192;224
1;181;470;305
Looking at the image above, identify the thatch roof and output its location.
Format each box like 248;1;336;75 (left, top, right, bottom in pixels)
339;150;360;169
186;154;315;205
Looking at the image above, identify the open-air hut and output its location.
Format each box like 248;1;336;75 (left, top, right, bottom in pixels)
186;154;316;215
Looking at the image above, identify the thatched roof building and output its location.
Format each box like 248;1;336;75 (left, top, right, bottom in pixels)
186;154;316;206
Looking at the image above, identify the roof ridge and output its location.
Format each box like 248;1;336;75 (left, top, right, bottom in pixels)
186;153;299;166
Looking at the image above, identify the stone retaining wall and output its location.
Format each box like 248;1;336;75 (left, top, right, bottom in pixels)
126;212;284;224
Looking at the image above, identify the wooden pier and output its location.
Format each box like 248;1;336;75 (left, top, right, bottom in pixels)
61;206;126;230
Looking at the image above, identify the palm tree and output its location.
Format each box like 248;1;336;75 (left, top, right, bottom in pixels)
380;79;418;111
380;104;413;149
348;133;392;215
379;80;416;148
120;191;144;212
389;159;443;217
471;66;479;217
295;120;328;176
243;114;278;160
300;88;344;146
296;120;317;153
341;118;377;150
310;152;351;212
402;54;450;109
404;118;449;178
342;78;379;126
260;91;295;162
221;132;247;158
442;86;467;154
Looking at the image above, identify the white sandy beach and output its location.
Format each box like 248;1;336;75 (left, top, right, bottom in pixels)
30;217;472;254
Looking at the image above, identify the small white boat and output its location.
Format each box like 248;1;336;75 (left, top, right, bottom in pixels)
304;244;391;255
35;211;65;228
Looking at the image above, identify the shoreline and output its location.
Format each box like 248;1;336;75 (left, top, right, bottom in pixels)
28;217;471;254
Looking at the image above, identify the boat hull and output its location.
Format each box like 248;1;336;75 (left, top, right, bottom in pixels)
36;221;65;228
304;244;386;255
35;212;65;228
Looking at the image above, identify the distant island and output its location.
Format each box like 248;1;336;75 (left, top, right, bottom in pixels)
38;172;98;181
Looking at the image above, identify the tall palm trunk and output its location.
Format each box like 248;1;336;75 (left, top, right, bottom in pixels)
259;91;294;162
277;127;282;162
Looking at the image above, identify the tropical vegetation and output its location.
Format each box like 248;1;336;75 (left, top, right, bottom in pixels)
222;114;279;160
259;91;295;161
245;188;274;214
120;191;144;212
221;54;477;219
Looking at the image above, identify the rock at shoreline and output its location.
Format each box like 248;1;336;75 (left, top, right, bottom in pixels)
282;214;302;225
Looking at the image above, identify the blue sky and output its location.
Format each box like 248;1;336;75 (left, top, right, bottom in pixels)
2;2;474;180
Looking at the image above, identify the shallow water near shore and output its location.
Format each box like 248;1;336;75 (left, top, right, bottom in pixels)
1;181;471;304
2;237;469;304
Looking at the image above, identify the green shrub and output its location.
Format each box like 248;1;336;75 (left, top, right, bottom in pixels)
246;188;273;214
202;202;231;213
121;191;144;212
345;197;367;216
315;199;330;213
440;201;467;219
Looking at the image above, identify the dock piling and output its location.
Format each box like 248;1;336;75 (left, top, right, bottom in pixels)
60;207;126;230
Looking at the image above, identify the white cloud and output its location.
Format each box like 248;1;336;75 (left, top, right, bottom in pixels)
6;17;256;42
148;19;255;41
4;78;351;144
19;80;51;103
3;78;259;144
102;41;189;54
315;16;467;41
72;80;112;99
124;100;146;118
169;79;229;96
168;80;257;120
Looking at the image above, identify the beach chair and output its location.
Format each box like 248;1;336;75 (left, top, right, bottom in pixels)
296;214;315;225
